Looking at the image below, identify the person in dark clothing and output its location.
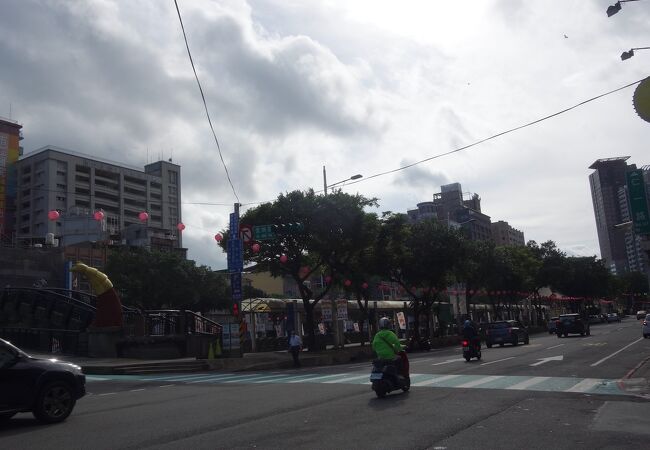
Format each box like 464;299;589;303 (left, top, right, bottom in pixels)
288;330;302;368
462;319;481;350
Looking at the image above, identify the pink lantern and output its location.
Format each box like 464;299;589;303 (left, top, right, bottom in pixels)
362;282;369;290
47;210;60;221
138;211;149;222
176;222;186;231
214;233;223;242
93;210;105;221
252;243;261;253
344;279;352;287
324;275;332;284
279;254;288;263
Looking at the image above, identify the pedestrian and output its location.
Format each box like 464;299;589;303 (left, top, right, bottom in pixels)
288;330;302;368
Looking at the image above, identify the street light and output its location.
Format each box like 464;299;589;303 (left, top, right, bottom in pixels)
607;0;643;17
621;47;650;61
322;165;363;195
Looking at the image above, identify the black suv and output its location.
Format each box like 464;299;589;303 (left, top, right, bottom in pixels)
556;314;590;337
0;338;86;423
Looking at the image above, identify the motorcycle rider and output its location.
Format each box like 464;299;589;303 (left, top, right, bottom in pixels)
462;319;481;352
372;317;405;373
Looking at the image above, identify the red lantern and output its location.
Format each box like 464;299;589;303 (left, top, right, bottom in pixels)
138;211;149;222
214;233;223;242
324;275;332;284
362;282;369;290
252;243;261;253
469;289;474;295
47;210;60;221
93;210;105;221
177;222;185;231
279;254;288;263
344;279;352;287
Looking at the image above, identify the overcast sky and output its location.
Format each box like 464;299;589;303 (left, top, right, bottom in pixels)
1;0;649;269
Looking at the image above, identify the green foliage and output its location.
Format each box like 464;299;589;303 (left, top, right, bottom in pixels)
105;248;230;312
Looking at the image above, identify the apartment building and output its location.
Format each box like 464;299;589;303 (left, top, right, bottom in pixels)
491;220;525;247
0;117;23;243
14;146;183;251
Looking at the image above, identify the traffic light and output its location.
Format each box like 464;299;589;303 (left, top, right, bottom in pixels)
232;303;239;317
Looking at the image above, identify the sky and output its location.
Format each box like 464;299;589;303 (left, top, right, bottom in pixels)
1;0;649;270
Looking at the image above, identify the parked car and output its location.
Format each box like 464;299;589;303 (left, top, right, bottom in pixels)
643;314;650;339
485;320;529;348
0;338;86;423
606;312;621;323
556;314;590;337
548;317;559;334
637;311;647;320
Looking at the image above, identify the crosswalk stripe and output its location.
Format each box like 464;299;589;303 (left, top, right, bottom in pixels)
456;376;503;388
506;376;551;390
412;374;460;387
287;373;350;383
223;374;290;383
323;374;369;384
565;378;603;393
186;373;251;384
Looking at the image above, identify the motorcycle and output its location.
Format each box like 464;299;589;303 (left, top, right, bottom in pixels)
370;351;410;398
462;338;481;361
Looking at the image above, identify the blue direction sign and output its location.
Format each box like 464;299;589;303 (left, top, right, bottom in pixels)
227;238;243;273
230;272;243;302
229;212;239;234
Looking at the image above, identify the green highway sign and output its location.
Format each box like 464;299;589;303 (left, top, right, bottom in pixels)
253;224;276;241
626;169;650;235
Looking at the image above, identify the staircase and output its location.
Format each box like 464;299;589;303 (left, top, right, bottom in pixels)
111;360;209;375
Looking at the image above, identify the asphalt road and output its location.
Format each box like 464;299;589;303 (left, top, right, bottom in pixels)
2;319;650;450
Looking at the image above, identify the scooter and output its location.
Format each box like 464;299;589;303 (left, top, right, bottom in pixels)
462;339;481;361
370;351;410;398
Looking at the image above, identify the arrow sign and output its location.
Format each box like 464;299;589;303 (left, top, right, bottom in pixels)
530;355;564;367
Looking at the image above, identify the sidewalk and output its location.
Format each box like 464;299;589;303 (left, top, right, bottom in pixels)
29;345;376;375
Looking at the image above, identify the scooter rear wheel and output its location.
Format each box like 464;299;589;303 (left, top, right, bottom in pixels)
402;376;411;392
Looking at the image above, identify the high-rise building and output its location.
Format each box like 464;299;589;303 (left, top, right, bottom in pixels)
588;157;648;275
407;182;492;241
14;146;183;252
0;117;23;244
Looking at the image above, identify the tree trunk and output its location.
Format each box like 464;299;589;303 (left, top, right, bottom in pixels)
303;301;315;351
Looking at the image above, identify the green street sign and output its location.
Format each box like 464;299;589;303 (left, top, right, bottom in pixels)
626;169;650;235
253;225;276;241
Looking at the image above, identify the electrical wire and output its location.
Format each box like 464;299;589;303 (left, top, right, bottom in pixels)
173;0;239;203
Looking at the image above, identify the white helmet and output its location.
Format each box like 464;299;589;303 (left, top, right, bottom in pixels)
378;317;391;329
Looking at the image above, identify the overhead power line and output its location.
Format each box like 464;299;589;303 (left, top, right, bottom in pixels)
173;0;240;203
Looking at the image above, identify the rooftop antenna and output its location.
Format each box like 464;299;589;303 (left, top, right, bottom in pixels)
9;103;12;119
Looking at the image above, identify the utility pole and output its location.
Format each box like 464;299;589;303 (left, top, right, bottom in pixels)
323;165;328;195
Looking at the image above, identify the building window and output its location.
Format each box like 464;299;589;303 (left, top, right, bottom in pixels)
168;170;178;185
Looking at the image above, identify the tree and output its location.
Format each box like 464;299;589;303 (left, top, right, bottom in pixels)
221;190;377;350
105;248;230;311
374;214;464;343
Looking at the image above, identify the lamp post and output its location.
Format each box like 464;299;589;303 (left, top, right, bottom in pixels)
607;0;643;17
322;166;363;195
621;46;650;61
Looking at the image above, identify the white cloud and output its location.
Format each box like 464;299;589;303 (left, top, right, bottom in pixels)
1;0;649;269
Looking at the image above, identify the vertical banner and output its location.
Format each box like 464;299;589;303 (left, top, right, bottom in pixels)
396;311;407;330
336;299;348;320
320;299;332;321
627;170;650;235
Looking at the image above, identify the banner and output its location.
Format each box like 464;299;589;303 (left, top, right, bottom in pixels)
336;299;348;320
320;300;332;321
396;311;407;330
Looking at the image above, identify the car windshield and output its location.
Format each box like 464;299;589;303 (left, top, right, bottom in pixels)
488;322;510;329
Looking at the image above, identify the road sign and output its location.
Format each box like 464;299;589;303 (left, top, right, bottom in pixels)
227;238;243;273
253;224;276;241
626;170;650;235
230;272;242;302
239;224;253;243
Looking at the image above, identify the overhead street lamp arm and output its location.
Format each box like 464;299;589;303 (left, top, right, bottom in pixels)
322;166;363;195
621;46;650;61
607;0;644;17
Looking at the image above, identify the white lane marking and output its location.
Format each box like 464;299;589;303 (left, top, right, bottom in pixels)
530;355;563;366
129;388;146;392
432;358;465;366
412;375;460;387
590;338;643;367
546;344;565;350
480;357;515;366
158;384;175;388
222;374;286;384
565;378;603;393
86;376;109;381
287;373;349;383
506;376;551;390
323;374;369;384
456;375;503;388
98;392;117;396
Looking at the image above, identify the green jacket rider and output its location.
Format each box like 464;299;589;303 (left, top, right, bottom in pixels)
372;317;403;360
